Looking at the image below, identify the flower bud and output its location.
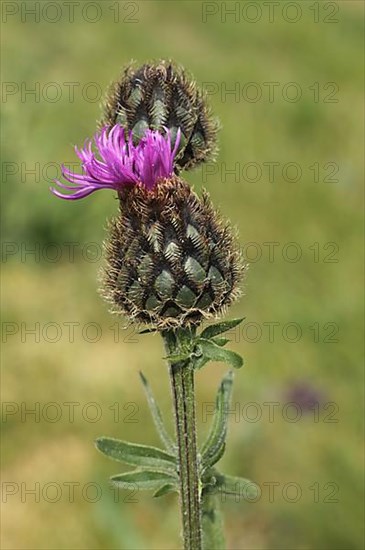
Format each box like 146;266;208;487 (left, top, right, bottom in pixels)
101;60;219;171
101;176;243;329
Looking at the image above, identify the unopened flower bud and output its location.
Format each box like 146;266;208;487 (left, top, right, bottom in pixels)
102;176;243;328
101;60;219;171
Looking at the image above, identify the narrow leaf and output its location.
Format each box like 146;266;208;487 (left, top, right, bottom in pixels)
211;337;230;347
111;470;177;490
139;372;175;454
200;318;245;340
95;437;176;473
153;484;177;498
201;371;234;470
198;339;243;369
192;354;210;371
164;352;191;363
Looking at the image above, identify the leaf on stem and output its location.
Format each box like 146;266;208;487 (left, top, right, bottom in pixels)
197;339;243;369
211;337;230;347
95;437;176;474
111;470;178;490
139;371;176;454
214;474;260;501
201;371;234;471
153;484;177;498
200;318;245;340
164;351;191;363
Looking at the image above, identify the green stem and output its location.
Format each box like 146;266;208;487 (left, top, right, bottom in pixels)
201;491;226;549
163;329;202;550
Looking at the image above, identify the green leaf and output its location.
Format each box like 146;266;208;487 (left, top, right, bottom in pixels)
201;488;226;549
187;343;205;370
153;484;177;498
211;337;230;347
95;437;176;474
192;353;210;371
111;470;178;491
201;372;234;470
197;339;243;369
215;474;260;501
139;372;176;454
200;318;245;340
164;351;191;363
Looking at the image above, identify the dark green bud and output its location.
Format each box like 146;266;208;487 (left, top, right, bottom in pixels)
101;60;219;171
101;177;244;329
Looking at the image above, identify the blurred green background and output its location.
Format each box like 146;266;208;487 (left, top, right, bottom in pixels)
1;1;364;549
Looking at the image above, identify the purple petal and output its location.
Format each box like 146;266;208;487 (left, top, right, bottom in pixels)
51;125;181;200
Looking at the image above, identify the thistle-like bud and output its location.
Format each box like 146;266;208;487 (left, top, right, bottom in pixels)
102;176;242;328
101;60;219;171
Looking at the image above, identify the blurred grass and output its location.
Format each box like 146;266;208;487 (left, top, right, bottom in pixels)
1;1;364;549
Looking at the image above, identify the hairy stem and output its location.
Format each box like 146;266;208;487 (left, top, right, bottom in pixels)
202;491;226;549
163;329;202;550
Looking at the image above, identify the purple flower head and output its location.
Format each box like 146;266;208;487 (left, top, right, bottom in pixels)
50;125;181;200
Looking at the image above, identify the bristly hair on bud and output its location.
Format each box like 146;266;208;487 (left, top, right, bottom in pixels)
101;59;219;171
101;176;244;329
50;125;181;200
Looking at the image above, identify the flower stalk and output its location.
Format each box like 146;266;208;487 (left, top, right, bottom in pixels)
163;328;202;550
